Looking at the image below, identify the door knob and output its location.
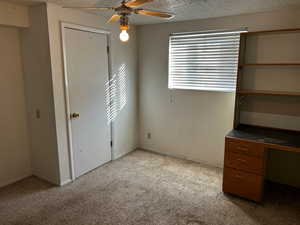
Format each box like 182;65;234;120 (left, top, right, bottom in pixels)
70;113;80;119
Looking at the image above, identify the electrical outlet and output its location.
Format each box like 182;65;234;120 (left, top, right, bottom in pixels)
147;133;151;139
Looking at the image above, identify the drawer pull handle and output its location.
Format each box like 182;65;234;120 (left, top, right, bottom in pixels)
237;158;246;163
235;174;244;179
237;146;248;152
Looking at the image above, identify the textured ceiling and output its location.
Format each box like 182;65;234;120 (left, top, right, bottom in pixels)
5;0;300;25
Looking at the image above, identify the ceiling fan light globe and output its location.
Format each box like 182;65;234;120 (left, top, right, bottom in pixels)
120;30;129;42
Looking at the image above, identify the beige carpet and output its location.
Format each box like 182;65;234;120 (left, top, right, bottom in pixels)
0;150;300;225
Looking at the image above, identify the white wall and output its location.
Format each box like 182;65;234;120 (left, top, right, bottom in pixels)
0;1;29;28
0;26;31;187
137;7;300;181
21;4;60;184
46;3;139;185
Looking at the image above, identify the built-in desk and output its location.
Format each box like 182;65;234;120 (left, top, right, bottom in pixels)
223;124;300;202
223;28;300;202
227;125;300;152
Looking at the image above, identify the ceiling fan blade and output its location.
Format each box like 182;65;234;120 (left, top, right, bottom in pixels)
125;0;153;8
107;14;121;23
135;9;174;18
63;7;115;10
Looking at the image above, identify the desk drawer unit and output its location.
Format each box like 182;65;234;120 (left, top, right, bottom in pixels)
223;137;266;202
223;167;264;202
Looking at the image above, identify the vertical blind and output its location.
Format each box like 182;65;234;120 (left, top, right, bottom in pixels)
168;29;246;92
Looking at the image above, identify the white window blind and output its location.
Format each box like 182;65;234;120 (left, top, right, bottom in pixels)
168;29;247;92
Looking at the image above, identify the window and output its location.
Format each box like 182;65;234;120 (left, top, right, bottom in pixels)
168;29;247;92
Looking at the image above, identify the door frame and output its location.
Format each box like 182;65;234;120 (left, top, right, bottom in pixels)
61;22;113;181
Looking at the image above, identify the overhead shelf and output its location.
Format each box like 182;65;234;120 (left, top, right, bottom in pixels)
239;63;300;67
246;28;300;34
238;90;300;97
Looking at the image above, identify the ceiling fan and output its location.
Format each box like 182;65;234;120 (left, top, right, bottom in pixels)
64;0;175;42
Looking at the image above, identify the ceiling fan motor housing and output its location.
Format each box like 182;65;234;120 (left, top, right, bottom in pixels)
116;4;133;15
120;15;129;30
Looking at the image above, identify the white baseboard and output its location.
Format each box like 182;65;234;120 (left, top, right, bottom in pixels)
0;173;32;188
113;148;136;160
32;171;60;186
139;148;223;169
60;179;72;186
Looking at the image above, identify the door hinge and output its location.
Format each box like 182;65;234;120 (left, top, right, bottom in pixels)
107;46;110;53
110;140;113;147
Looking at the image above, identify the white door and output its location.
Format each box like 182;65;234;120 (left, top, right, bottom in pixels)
64;27;111;178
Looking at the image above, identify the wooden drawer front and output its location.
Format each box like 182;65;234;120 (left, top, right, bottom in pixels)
225;152;264;175
223;167;264;202
226;137;264;157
